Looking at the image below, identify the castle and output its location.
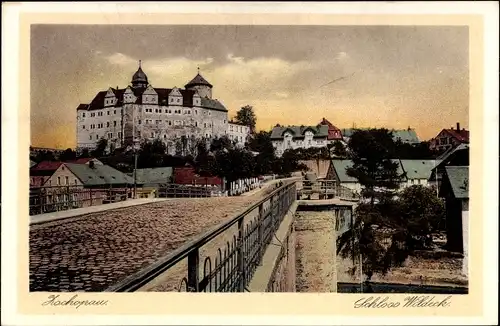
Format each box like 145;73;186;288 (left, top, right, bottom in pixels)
76;62;250;155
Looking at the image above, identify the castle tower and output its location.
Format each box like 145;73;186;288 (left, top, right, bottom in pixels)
185;67;213;99
131;60;148;89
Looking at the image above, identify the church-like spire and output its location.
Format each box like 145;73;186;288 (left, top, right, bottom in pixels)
131;60;148;89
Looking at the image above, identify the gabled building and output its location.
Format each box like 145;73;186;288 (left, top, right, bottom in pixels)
439;166;469;255
131;167;174;187
270;125;329;157
299;159;334;180
429;122;469;152
30;161;63;187
318;118;343;142
399;159;438;187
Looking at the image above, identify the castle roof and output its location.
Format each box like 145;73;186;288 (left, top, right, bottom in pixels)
80;87;227;112
131;66;148;84
185;73;213;89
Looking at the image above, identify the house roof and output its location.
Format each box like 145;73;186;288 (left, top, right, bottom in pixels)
341;128;420;143
185;73;213;88
444;166;469;199
65;158;102;164
442;128;469;143
400;159;438;180
299;160;331;179
30;161;63;176
81;87;227;112
331;159;405;183
76;104;88;111
270;125;329;140
319;118;343;140
65;163;133;186
133;167;174;184
432;143;469;173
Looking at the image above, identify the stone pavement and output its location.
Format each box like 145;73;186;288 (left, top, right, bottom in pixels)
29;193;271;292
30;198;168;225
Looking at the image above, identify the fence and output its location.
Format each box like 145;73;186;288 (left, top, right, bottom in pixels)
105;181;297;292
299;179;360;201
228;177;261;196
29;185;131;216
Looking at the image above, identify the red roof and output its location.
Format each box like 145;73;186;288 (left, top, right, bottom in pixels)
30;161;62;171
444;129;469;143
319;118;343;140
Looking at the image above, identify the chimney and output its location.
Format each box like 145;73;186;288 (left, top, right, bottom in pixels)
456;122;460;131
89;161;95;169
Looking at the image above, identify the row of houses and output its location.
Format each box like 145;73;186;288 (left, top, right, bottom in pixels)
300;143;469;261
271;119;469;157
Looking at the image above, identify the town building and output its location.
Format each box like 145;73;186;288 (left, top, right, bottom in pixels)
439;166;469;259
75;62;250;154
429;122;469;152
299;159;334;180
227;120;251;147
341;127;420;145
318;118;344;142
399;159;437;187
270;125;329;157
30;158;104;187
429;143;469;194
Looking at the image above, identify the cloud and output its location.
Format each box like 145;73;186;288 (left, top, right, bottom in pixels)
105;52;137;66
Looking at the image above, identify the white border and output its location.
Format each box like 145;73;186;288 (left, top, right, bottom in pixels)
2;2;499;325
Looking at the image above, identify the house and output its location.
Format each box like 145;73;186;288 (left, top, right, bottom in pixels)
30;161;63;187
44;162;133;188
399;159;438;187
131;167;174;187
299;159;334;180
429;122;469;152
270;124;329;157
341;127;420;145
330;159;406;194
438;166;469;259
29;158;104;187
173;167;223;187
318;118;344;142
429;143;469;193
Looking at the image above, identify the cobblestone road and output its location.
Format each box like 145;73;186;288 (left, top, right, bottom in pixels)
29;189;274;292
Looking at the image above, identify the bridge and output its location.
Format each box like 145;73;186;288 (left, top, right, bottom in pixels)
29;178;360;293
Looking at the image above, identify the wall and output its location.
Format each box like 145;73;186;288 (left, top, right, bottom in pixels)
294;210;336;292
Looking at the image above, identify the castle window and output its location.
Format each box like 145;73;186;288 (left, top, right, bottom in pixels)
108;133;113;139
151;132;154;138
164;134;167;139
107;111;110;116
82;125;85;129
138;120;142;124
168;121;172;126
114;110;117;114
114;121;117;127
195;110;198;114
106;122;110;127
118;132;122;139
82;112;86;117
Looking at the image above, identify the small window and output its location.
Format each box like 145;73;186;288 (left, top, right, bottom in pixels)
57;177;61;185
139;120;142;124
82;125;85;129
65;176;69;185
82;112;86;117
106;122;110;127
114;121;117;127
114;110;116;114
89;135;92;140
74;179;77;185
107;111;110;115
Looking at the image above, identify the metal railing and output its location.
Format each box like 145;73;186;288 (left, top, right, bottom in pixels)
298;179;360;201
29;185;131;216
105;181;297;292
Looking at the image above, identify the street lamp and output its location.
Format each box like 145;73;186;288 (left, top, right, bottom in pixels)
133;139;139;199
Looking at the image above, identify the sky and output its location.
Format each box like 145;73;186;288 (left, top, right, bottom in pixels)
30;25;469;148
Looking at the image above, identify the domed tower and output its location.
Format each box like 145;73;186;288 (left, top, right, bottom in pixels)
131;60;148;89
185;67;213;99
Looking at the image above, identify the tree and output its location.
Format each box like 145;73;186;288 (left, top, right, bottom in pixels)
332;141;347;158
59;148;77;161
346;129;403;204
210;135;233;153
247;131;276;175
138;139;167;168
78;148;90;159
91;138;108;158
35;150;56;162
235;105;257;133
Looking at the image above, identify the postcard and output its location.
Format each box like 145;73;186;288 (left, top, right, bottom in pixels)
1;1;498;325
